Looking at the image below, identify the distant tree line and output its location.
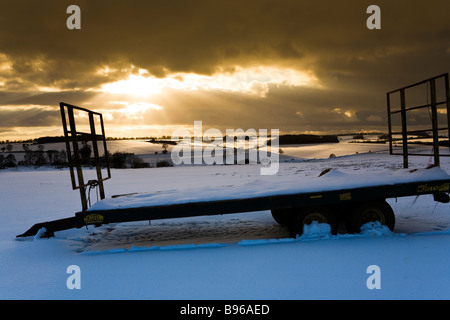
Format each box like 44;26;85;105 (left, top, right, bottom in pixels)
275;134;339;145
0;142;171;169
0;135;167;145
22;149;68;167
109;152;151;169
108;152;172;168
0;154;17;168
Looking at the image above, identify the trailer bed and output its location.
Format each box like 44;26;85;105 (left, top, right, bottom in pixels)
17;166;450;238
90;167;450;210
78;167;449;228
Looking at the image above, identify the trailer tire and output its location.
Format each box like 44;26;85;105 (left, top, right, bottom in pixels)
347;200;395;234
271;209;290;226
289;206;337;238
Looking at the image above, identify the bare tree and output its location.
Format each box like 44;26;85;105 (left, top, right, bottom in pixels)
162;143;168;154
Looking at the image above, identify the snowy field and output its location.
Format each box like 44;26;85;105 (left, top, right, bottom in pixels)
0;139;449;301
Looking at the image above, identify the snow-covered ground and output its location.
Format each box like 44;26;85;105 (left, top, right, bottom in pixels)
0;140;449;300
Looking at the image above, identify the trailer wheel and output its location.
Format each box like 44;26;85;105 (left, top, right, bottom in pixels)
347;200;395;233
289;206;337;237
271;209;290;226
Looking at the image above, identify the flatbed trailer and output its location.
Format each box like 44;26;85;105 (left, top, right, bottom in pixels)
17;167;450;238
16;73;450;238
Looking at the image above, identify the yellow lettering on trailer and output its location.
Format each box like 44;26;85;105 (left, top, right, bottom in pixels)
417;183;450;193
84;213;104;224
340;192;351;201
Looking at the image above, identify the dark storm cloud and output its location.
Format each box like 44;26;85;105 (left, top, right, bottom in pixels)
0;0;449;135
0;106;59;127
0;90;97;106
0;90;98;129
1;0;447;84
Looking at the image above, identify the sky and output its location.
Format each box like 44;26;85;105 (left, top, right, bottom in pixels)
0;0;449;140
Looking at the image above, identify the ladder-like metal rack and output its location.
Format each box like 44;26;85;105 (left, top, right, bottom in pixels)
60;102;111;212
387;73;450;168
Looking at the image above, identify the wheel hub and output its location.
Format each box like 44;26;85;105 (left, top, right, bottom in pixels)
360;208;385;225
303;212;328;225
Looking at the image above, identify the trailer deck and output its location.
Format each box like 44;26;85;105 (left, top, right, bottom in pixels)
17;166;450;238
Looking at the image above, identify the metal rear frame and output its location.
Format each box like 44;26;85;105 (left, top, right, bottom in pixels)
60;102;111;212
387;73;450;168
